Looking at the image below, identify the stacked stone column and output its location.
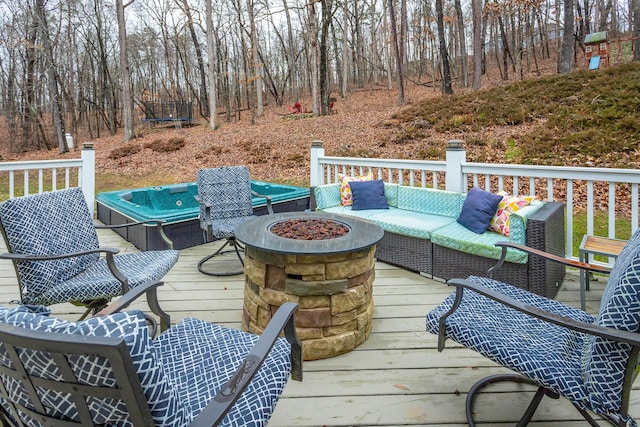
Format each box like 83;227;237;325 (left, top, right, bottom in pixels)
242;245;376;360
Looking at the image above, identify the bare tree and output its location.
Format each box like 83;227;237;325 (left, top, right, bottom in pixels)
388;0;404;104
247;0;263;117
205;0;218;129
319;0;334;115
307;0;320;115
435;0;453;94
35;0;67;153
559;0;574;73
634;0;640;61
472;0;483;89
454;0;468;88
117;0;134;141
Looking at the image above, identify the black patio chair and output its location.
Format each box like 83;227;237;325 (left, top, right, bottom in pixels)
0;286;302;426
427;228;640;426
195;166;273;276
0;188;177;330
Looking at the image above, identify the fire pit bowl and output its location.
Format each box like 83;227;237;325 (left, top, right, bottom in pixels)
235;212;384;360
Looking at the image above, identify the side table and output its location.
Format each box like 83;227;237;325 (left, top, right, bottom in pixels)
578;235;627;311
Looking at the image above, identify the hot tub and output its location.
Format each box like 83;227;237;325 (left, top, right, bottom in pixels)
96;181;310;250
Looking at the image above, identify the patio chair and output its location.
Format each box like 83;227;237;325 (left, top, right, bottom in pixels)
0;188;178;331
0;289;302;426
426;227;640;426
196;166;273;276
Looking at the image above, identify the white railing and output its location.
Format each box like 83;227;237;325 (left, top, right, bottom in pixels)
310;140;640;260
0;143;96;214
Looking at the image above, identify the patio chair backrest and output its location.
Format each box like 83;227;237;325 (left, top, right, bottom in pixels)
582;227;640;413
0;188;100;303
196;166;253;222
0;305;186;426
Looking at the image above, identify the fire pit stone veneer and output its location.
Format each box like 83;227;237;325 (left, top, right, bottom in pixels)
235;212;384;360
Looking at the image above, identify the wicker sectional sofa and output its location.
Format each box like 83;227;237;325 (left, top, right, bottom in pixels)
313;183;565;298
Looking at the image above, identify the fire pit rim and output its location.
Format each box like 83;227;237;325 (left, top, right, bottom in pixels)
234;212;383;255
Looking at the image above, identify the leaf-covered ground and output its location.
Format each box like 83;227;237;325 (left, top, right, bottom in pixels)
4;62;638;193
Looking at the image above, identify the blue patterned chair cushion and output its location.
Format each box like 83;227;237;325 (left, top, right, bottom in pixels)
197;167;256;240
0;188;179;306
582;228;640;418
0;305;187;426
154;317;292;426
427;269;640;423
0;189;101;302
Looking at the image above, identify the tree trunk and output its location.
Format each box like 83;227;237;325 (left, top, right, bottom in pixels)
116;0;133;141
454;0;468;88
205;0;219;130
472;0;483;89
388;0;404;104
634;0;640;61
319;0;333;116
435;0;453;94
35;0;66;153
308;1;320;115
282;0;299;103
180;0;208;118
559;0;574;74
383;0;394;90
247;0;263;117
341;0;349;98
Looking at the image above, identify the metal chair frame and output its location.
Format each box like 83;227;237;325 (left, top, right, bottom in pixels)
434;240;640;426
0;291;302;427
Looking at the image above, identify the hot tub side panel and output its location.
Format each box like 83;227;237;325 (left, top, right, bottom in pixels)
97;195;310;251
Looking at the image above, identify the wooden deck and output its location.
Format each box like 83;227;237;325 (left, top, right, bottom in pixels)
1;228;638;426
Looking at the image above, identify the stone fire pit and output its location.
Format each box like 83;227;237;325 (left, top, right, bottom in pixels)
235;212;383;360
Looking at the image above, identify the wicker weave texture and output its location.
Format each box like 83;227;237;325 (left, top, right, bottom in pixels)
375;232;432;274
431;202;566;298
526;202;566;298
432;244;529;289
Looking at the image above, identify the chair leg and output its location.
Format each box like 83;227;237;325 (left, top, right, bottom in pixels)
466;374;559;427
77;298;110;321
197;237;245;276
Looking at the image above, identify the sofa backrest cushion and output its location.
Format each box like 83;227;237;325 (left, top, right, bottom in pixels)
0;305;187;426
397;187;463;217
314;183;342;210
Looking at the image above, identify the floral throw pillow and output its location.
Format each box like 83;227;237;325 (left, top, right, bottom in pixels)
339;172;373;206
490;191;536;237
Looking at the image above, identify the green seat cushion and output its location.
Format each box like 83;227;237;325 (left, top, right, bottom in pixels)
367;210;455;239
431;222;528;264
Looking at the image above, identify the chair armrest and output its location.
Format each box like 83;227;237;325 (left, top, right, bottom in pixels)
94;281;164;316
189;302;302;427
96;220;174;250
0;247;119;262
93;280;170;335
0;248;130;295
251;191;274;214
438;278;640;351
488;241;611;278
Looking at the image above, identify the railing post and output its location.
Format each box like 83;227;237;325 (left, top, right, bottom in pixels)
445;139;466;192
310;140;325;187
81;142;96;216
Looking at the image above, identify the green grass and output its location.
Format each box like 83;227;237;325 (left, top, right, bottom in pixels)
571;212;632;259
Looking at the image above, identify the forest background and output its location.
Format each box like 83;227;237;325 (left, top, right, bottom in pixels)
0;0;639;191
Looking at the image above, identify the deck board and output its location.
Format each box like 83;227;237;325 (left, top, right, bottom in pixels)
0;227;637;426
